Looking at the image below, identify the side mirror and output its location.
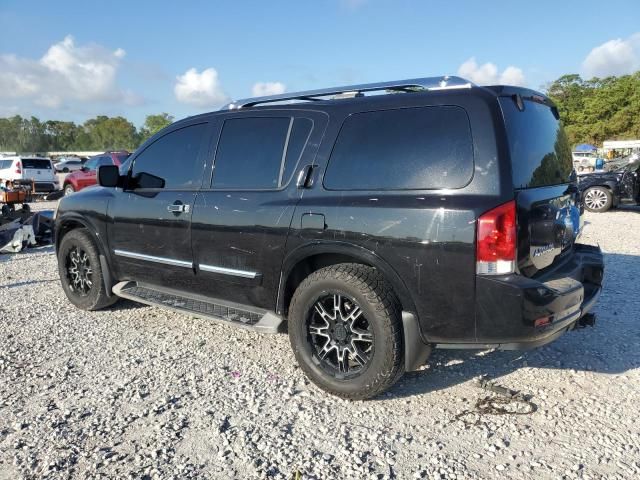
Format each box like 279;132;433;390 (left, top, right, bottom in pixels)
97;165;120;188
133;171;165;189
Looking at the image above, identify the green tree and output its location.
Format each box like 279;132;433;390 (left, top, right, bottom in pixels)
139;113;174;142
80;115;139;151
547;71;640;146
45;120;79;150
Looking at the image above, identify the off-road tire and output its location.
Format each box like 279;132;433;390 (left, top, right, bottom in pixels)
288;263;404;400
57;228;118;310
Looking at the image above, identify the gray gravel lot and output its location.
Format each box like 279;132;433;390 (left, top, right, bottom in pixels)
1;202;639;479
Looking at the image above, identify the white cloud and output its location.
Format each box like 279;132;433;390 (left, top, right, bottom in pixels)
251;81;286;97
174;67;228;108
0;35;139;109
499;66;526;87
582;33;640;78
457;57;526;86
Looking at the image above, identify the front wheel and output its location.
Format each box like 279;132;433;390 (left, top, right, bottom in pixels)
64;184;75;196
583;186;613;213
57;229;118;310
62;167;69;173
288;264;404;400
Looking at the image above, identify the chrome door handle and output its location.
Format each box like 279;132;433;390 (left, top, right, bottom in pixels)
167;203;190;213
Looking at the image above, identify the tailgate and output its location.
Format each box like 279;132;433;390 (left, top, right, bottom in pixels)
21;158;54;181
515;185;581;277
498;94;577;278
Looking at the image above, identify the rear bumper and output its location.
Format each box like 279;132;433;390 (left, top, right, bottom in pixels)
34;181;58;193
444;244;604;350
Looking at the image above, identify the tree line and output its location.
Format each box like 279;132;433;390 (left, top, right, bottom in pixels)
1;71;639;154
546;71;640;146
0;113;173;153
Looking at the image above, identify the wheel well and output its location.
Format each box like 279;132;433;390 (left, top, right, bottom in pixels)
282;253;369;316
281;252;412;317
56;220;86;253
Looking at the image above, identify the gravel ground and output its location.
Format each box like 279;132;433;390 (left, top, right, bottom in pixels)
1;202;639;479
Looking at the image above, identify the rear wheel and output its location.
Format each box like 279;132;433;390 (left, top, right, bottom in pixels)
64;184;75;196
57;229;118;310
583;186;612;213
288;263;404;400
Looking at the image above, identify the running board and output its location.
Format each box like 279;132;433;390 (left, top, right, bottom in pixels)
112;281;283;334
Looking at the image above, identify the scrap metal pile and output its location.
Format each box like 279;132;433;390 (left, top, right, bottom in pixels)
1;185;54;253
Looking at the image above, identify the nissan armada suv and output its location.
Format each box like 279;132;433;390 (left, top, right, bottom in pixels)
55;76;604;400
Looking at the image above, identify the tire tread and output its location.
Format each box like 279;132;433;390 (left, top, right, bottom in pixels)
289;263;404;400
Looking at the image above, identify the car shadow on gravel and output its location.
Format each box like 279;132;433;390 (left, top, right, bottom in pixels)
105;298;148;312
386;251;640;399
608;205;640;213
0;278;58;289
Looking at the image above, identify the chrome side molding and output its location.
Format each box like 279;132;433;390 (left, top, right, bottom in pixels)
199;263;260;279
113;249;193;268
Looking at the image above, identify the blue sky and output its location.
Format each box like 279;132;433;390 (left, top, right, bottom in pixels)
1;0;639;126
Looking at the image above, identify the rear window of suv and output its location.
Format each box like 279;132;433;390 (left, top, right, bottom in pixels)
22;159;52;169
500;97;573;189
324;106;474;190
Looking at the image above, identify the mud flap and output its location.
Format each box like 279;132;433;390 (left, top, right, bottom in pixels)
402;311;432;371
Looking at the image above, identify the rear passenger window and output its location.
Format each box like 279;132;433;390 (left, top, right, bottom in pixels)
324;106;474;190
132;123;206;189
213;117;291;189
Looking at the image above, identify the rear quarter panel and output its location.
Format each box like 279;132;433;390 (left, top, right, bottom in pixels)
285;91;513;343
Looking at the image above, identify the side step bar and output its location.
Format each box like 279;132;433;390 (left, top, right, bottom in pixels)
112;281;283;334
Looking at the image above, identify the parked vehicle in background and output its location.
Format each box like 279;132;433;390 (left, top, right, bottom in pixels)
62;151;129;195
0;156;60;192
54;157;84;173
54;76;604;399
579;153;640;212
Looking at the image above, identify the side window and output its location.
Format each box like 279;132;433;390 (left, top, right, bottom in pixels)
324;106;474;190
132;123;207;189
212;117;291;189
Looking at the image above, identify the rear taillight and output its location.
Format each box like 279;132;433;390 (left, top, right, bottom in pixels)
15;161;21;174
476;200;516;275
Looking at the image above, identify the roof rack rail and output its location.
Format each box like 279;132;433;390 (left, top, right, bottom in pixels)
222;75;473;110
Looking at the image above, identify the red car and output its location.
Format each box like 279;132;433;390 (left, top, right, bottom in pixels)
63;151;130;195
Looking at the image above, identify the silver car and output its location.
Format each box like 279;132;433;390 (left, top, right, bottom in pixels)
54;158;84;173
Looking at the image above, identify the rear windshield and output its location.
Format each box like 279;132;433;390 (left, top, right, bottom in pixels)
22;159;52;170
500;98;572;189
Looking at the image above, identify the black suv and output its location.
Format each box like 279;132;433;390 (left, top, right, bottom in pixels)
578;154;640;212
54;76;604;400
